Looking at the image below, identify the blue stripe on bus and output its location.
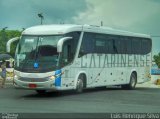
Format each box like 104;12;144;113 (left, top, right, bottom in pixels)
55;69;62;86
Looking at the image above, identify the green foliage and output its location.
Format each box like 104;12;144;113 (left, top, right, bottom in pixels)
0;30;21;57
153;53;160;68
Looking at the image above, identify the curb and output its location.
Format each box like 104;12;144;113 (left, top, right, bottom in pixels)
136;82;160;88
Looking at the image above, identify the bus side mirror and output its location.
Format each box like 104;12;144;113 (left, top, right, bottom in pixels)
57;37;72;53
6;37;20;53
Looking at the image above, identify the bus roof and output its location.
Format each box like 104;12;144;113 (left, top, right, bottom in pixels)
22;24;151;38
23;24;83;35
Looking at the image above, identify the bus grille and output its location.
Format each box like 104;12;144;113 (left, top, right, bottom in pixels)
19;77;49;82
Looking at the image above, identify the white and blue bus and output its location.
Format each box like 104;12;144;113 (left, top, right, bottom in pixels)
11;24;152;94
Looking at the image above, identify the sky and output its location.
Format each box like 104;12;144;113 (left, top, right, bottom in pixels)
0;0;160;55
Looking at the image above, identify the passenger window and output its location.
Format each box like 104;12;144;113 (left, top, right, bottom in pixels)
60;40;72;66
141;39;151;54
132;38;141;54
126;37;132;54
79;33;95;56
105;37;114;54
95;35;105;53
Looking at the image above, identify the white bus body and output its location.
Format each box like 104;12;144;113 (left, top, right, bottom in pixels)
13;24;152;93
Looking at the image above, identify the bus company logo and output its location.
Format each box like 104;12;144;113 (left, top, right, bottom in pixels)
80;54;151;68
34;62;39;68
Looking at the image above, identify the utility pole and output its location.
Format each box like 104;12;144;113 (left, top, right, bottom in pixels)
38;13;44;25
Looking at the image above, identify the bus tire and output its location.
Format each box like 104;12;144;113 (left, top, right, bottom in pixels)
122;73;137;90
76;78;84;93
36;90;46;94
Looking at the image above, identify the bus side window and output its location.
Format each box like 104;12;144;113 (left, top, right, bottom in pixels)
132;38;141;54
65;31;80;59
126;37;132;54
141;39;151;54
61;41;72;66
79;32;95;57
113;39;118;54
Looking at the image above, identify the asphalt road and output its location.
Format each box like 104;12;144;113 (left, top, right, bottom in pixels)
0;86;160;118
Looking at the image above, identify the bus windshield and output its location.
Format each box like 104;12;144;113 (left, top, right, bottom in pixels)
15;35;62;73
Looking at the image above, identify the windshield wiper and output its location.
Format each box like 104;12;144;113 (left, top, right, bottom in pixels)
37;38;42;60
34;37;41;62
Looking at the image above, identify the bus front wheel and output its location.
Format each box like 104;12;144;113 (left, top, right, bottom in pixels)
76;78;84;93
122;73;137;90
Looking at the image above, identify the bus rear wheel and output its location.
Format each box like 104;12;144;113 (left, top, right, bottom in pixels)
76;78;84;93
122;73;137;90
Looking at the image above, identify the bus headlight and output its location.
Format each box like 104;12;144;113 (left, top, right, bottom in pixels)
14;75;19;80
48;75;56;81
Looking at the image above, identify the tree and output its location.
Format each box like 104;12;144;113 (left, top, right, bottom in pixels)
153;53;160;68
0;30;21;57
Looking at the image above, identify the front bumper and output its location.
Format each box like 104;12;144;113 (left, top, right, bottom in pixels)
13;78;57;90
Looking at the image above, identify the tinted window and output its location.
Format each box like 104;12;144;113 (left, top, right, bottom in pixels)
125;37;132;54
132;37;151;54
132;38;141;54
65;31;81;60
141;39;152;54
95;34;106;53
114;37;127;54
106;38;114;54
79;32;151;56
80;33;95;56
